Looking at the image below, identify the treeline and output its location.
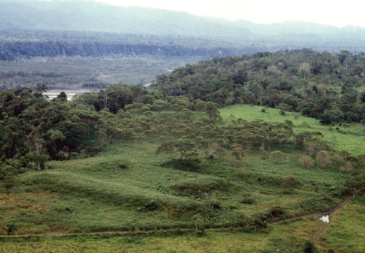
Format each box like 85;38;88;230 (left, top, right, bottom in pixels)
154;49;365;124
0;41;248;61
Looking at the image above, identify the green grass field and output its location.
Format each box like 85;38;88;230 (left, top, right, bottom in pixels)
320;194;365;253
0;141;349;235
220;105;365;155
0;219;326;253
1;104;363;253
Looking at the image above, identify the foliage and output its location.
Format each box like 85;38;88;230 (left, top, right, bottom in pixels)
298;155;314;169
303;240;316;253
3;224;17;235
154;50;365;124
316;150;331;167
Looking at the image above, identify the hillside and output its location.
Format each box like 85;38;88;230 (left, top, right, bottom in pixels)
1;96;364;252
1;49;365;252
154;50;365;124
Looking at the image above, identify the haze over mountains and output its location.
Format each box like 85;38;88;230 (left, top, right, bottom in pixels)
1;0;365;53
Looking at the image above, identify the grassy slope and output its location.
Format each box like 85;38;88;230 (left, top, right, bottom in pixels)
320;194;365;253
0;141;348;235
0;219;325;253
1;104;363;252
220;105;365;155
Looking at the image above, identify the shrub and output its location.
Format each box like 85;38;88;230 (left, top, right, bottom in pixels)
3;224;17;235
298;155;314;169
332;154;345;167
4;174;15;190
340;162;353;172
241;198;255;205
236;212;253;227
303;240;316;253
270;151;285;162
285;120;293;126
269;206;285;218
357;154;365;166
193;214;206;236
316;150;331;167
280;176;299;188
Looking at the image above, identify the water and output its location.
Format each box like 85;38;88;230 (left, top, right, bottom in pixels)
44;89;95;101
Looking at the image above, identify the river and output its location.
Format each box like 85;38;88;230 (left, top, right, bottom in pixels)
44;89;96;101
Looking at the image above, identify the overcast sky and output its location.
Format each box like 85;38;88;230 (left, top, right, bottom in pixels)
89;0;365;28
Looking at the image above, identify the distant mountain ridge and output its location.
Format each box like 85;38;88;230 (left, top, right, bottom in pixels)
1;0;365;37
1;0;365;52
0;0;253;39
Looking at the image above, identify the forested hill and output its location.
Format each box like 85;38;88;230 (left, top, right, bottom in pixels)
154;49;365;124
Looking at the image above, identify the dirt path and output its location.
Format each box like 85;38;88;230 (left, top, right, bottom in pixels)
1;189;362;239
310;222;329;241
270;188;362;225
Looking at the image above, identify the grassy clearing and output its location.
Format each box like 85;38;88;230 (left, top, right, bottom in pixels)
319;194;365;253
0;140;350;236
220;105;365;155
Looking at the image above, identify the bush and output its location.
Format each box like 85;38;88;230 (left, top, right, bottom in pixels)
316;150;331;167
285;120;293;126
280;176;299;188
241;198;255;205
193;214;206;236
4;174;15;190
269;206;285;218
303;240;316;253
236;212;253;227
3;224;18;235
332;154;345;167
298;155;314;169
340;162;353;172
270;151;285;163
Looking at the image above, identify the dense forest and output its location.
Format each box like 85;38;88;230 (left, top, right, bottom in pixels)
154;49;365;124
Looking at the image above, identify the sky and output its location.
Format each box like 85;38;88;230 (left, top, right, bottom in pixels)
89;0;365;28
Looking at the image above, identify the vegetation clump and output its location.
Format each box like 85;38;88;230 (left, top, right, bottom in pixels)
298;155;314;169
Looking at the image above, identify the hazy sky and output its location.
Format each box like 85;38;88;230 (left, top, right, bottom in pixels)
90;0;365;28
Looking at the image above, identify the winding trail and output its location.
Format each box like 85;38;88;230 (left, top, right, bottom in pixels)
270;188;362;225
1;189;362;239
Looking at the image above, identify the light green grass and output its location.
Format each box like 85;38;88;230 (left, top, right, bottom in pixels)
320;194;365;253
0;218;326;253
0;141;350;235
220;105;365;155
